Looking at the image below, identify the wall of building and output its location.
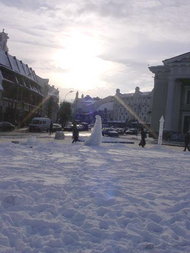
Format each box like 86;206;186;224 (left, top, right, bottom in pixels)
149;52;190;134
149;67;169;132
0;30;59;126
112;88;152;126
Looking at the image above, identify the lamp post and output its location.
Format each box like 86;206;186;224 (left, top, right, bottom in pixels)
64;90;74;102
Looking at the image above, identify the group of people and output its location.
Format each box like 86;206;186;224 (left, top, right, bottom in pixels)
138;127;190;151
49;120;190;151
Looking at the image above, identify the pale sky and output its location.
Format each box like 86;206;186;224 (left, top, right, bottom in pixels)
1;0;190;100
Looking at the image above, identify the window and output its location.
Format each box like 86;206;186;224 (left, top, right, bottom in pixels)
1;69;16;83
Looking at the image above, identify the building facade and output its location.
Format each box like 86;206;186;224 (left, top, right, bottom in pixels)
149;52;190;134
112;88;152;125
94;96;114;125
72;87;152;127
0;30;59;126
91;87;152;127
72;92;100;123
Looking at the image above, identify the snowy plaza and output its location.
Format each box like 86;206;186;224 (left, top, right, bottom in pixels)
0;133;190;253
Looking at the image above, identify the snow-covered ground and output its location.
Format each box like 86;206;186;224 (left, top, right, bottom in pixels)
0;135;190;253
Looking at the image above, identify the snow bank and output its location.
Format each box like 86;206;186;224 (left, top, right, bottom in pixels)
0;140;190;253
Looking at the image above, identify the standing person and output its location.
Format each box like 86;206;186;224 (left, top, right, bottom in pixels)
139;127;146;148
49;121;53;135
72;122;79;143
183;131;190;151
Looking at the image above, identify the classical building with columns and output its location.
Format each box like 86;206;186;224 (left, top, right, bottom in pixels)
0;29;59;126
149;52;190;134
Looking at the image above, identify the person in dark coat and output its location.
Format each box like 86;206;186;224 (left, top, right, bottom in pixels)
72;122;79;143
49;121;53;135
183;131;190;151
139;128;146;148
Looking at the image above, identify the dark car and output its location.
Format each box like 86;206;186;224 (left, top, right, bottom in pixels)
64;122;89;131
0;121;15;131
78;122;89;131
64;122;73;131
115;128;125;135
125;128;138;135
102;128;119;137
52;123;63;132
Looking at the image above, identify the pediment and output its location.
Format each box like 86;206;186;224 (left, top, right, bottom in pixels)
163;52;190;65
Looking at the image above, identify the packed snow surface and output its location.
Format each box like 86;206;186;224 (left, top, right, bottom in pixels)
0;137;190;253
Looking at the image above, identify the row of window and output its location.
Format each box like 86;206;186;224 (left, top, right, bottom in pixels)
2;81;42;106
1;68;42;95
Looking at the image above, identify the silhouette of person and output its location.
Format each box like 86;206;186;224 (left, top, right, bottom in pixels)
72;122;79;143
49;121;53;135
139;128;146;148
183;131;190;151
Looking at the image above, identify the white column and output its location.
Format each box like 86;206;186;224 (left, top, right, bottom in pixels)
164;77;175;131
158;116;164;145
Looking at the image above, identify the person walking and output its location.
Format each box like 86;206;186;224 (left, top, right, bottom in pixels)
183;131;190;151
49;121;53;135
139;127;146;148
72;122;79;143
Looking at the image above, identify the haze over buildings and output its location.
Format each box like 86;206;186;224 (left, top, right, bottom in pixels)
1;0;190;100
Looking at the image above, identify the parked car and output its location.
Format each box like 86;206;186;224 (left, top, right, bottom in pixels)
29;117;51;132
125;128;138;135
64;122;73;131
115;128;125;135
102;128;119;137
52;123;63;132
0;121;15;131
64;122;89;131
79;122;89;131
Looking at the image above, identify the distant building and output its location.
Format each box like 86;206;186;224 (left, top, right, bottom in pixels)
112;87;152;125
0;29;59;125
72;92;100;123
149;52;190;134
72;88;152;126
93;87;152;127
94;96;114;125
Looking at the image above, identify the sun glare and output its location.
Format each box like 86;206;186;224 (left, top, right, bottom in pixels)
53;32;106;91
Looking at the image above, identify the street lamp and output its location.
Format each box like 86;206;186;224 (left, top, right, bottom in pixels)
64;90;74;102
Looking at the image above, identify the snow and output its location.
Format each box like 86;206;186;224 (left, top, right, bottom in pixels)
85;115;102;146
0;135;190;253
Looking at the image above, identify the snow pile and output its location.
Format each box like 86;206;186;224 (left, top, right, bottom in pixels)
0;139;190;253
85;115;102;146
55;131;65;140
24;136;37;145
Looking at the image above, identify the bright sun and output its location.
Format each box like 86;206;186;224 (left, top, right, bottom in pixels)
53;31;107;91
